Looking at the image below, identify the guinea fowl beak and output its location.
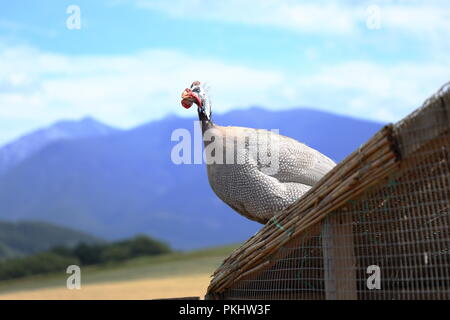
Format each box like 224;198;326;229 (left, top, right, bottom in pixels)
181;88;202;109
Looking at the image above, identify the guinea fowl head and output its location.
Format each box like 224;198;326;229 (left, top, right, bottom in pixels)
181;81;211;121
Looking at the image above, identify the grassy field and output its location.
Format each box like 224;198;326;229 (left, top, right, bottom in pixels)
0;244;238;300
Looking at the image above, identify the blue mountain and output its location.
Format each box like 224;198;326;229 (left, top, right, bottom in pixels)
0;117;118;176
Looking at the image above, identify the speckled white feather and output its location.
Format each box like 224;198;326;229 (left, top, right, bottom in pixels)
204;125;336;224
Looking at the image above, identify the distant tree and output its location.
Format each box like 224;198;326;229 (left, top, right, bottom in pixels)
101;235;171;262
0;234;171;281
50;245;76;258
26;252;80;275
101;245;131;262
73;243;105;265
0;252;79;280
124;235;171;257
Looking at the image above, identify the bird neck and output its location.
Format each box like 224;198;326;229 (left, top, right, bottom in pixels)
197;109;213;133
200;118;214;136
197;111;216;151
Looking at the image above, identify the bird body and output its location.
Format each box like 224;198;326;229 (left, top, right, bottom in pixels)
181;82;336;224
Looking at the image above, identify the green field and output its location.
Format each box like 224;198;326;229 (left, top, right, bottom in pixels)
0;244;238;299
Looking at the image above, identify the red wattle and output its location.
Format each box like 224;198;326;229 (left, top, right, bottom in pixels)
180;88;202;109
182;98;193;109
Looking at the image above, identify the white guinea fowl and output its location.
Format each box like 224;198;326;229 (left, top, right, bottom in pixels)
181;81;336;224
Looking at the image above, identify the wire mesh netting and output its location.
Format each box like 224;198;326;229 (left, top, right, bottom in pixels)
213;84;449;300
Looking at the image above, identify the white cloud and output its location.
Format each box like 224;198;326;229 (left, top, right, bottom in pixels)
291;61;449;121
0;42;448;145
0;19;58;38
0;44;284;144
134;0;450;36
135;0;360;35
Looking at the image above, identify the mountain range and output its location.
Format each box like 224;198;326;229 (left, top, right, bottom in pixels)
0;107;384;249
0;117;117;176
0;220;102;260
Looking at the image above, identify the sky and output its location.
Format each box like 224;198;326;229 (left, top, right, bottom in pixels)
0;0;449;145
